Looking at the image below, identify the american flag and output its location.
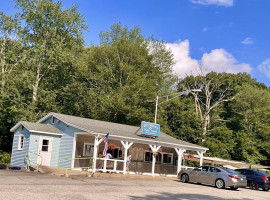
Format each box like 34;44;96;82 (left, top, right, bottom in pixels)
102;133;109;157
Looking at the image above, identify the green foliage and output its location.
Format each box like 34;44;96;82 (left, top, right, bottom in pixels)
161;97;202;143
228;84;270;164
59;23;175;125
0;0;270;168
0;151;11;167
0;0;87;151
170;72;270;165
0;3;175;151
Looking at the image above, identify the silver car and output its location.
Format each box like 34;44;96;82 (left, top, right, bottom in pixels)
178;165;247;190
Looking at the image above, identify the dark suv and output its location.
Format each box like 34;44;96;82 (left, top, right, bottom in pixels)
235;169;270;191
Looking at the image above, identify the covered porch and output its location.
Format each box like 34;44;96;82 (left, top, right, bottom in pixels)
71;132;207;177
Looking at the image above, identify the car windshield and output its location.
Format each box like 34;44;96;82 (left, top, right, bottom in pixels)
219;167;238;175
255;170;269;177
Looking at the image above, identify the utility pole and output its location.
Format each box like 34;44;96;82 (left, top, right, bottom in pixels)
154;96;159;124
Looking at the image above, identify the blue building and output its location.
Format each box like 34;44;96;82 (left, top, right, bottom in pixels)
10;112;208;176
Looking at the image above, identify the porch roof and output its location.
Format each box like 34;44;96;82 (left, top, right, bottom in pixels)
10;121;63;136
38;112;208;152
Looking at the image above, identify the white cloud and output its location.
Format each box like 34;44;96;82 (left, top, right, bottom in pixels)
258;59;270;78
190;0;234;7
201;49;252;74
166;40;252;78
241;37;253;45
166;40;200;78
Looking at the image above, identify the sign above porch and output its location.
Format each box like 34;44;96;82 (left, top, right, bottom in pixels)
141;121;160;138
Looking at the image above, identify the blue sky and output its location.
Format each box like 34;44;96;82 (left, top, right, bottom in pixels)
1;0;270;85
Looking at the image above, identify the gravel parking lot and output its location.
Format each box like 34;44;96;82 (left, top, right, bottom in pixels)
0;170;269;200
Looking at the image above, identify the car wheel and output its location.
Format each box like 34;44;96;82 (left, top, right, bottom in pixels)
215;179;225;189
181;174;189;183
230;186;238;190
250;181;259;190
262;187;269;191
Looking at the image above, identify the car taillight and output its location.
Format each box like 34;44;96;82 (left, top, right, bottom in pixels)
228;175;239;179
262;176;268;181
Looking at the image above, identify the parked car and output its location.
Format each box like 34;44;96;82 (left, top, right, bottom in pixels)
178;165;247;190
235;169;270;191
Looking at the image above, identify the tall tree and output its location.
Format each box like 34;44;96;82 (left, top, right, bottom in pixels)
0;12;23;89
59;23;176;125
0;0;87;151
178;72;236;141
229;84;270;163
15;0;87;104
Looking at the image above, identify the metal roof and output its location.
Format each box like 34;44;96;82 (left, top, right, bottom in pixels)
38;112;208;151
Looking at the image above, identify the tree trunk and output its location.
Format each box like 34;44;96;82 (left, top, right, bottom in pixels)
1;64;5;88
32;63;41;103
0;37;6;88
202;114;210;137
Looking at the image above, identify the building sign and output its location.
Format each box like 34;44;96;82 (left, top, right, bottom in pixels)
141;121;160;137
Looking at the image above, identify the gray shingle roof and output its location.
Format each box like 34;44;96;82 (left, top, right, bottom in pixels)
11;121;63;135
49;113;207;151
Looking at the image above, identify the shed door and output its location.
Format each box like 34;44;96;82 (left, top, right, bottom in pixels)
38;136;53;166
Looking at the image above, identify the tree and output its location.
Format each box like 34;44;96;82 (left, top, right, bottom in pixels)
0;0;87;151
178;72;236;141
59;23;175;125
0;12;23;89
161;97;203;144
229;84;270;163
15;0;87;104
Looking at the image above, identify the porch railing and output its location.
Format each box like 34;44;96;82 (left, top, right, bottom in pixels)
96;157;125;173
25;150;43;172
58;157;126;176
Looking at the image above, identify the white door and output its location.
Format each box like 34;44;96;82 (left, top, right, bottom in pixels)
38;136;53;166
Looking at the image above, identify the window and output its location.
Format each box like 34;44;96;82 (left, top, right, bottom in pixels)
83;143;94;157
236;170;248;175
202;166;209;171
219;167;238;175
110;148;122;158
144;151;161;162
41;139;49;152
144;151;152;162
195;167;202;171
51;117;55;124
209;167;221;173
255;170;268;177
162;153;173;164
18;135;24;150
246;171;255;176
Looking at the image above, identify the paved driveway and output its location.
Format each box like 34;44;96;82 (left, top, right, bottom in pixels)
0;170;269;200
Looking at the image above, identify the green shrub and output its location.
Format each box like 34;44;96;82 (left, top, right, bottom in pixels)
0;151;11;167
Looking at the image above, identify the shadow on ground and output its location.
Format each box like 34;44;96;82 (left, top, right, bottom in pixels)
129;192;252;200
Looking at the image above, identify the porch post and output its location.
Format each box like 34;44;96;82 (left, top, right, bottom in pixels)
71;133;77;168
149;144;161;177
197;151;204;166
175;148;186;174
92;135;103;173
120;141;133;175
